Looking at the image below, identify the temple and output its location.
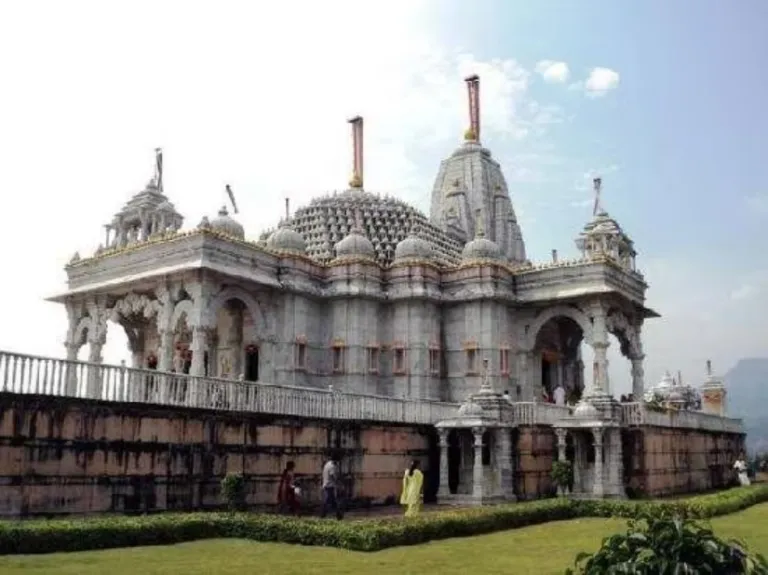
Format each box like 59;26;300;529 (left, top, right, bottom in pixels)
0;76;743;514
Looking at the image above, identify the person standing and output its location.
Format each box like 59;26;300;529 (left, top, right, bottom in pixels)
277;461;300;515
320;453;343;520
734;453;751;486
400;459;424;518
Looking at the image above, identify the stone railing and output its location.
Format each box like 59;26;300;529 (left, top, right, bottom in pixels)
619;402;743;434
512;402;572;426
0;350;458;426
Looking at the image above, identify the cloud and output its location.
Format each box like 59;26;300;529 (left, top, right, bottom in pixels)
535;60;570;83
0;1;568;365
730;284;758;301
584;67;620;96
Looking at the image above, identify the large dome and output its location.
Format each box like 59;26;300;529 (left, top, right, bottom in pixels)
267;225;307;254
262;189;463;267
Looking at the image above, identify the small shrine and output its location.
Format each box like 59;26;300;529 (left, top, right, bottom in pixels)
435;359;516;505
644;370;701;411
700;360;727;416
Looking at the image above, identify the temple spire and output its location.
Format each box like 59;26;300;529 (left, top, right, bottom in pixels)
464;75;480;142
348;116;364;189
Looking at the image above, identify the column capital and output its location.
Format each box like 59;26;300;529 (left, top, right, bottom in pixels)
591;427;604;446
631;355;646;363
555;428;568;442
591;341;610;350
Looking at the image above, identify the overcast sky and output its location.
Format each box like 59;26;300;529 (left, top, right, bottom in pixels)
0;0;766;397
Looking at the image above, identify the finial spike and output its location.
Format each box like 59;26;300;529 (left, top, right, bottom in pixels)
706;359;712;376
154;147;164;192
474;208;485;238
592;177;602;216
348;116;364;189
225;184;239;214
464;75;480;142
285;197;290;221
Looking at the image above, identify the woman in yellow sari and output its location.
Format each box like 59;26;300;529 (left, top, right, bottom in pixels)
400;459;424;517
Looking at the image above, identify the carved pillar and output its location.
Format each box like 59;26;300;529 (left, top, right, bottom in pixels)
438;429;450;498
63;342;79;396
190;326;210;377
573;434;583;492
587;303;611;398
472;427;485;501
630;355;645;401
607;428;624;497
592;427;605;497
85;333;105;399
517;350;536;401
156;290;175;373
158;329;175;372
497;428;515;499
555;428;568;462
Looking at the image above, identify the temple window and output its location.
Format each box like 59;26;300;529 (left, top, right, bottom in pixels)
332;343;345;373
393;346;406;374
295;341;307;370
367;346;380;373
429;347;440;376
466;348;477;374
499;347;510;375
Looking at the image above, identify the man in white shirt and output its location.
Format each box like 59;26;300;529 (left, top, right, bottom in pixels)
554;384;566;406
320;452;343;519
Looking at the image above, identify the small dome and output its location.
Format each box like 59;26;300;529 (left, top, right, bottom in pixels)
157;200;175;213
267;226;307;254
657;372;674;389
210;206;245;239
458;398;484;418
394;234;434;262
334;225;375;260
573;400;599;418
462;236;503;261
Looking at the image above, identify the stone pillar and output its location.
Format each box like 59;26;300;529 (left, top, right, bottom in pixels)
438;429;450;498
517;350;536;401
607;428;624;497
85;336;104;399
158;329;175;372
497;428;515;499
63;342;79;396
472;427;485;501
190;326;209;377
587;303;611;398
573;434;583;493
630;356;645;401
555;428;568;462
592;428;605;498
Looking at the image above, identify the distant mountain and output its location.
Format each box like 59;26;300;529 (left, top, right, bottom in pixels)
725;358;768;454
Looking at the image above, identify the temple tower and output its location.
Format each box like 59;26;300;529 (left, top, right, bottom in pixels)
429;75;527;263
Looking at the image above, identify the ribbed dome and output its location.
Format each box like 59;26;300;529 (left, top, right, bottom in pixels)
394;233;434;262
573;400;599;418
457;398;484;418
462;236;503;261
267;226;307;254
334;217;375;260
210;206;245;239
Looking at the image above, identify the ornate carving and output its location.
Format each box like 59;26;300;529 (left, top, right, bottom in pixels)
606;310;642;359
110;293;161;323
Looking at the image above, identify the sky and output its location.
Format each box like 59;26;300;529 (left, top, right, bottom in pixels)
0;0;766;397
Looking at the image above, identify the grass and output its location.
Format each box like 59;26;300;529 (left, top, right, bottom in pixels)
1;503;767;575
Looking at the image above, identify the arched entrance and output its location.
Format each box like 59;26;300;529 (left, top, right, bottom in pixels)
532;315;585;405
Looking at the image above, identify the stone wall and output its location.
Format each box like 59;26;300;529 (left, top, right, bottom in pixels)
623;426;745;497
515;426;556;499
0;393;435;518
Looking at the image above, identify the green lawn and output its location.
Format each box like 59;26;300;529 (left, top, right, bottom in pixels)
1;504;767;575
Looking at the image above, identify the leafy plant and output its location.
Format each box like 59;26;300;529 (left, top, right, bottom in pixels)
566;514;768;574
551;461;573;494
220;473;247;512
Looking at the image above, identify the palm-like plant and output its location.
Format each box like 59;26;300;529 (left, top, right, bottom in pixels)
566;513;768;574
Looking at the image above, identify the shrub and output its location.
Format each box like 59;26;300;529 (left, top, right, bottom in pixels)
551;461;573;493
0;484;766;555
220;473;246;511
566;515;768;574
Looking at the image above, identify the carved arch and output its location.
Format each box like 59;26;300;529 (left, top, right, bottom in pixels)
170;299;194;330
524;305;594;351
606;311;642;359
204;287;267;333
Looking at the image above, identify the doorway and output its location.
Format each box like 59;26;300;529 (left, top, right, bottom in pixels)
245;347;259;382
447;430;460;494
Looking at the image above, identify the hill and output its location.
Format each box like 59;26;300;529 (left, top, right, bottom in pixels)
725;358;768;454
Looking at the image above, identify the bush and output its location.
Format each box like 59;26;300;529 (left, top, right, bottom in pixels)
220;473;246;511
0;484;766;555
566;515;768;574
551;461;573;493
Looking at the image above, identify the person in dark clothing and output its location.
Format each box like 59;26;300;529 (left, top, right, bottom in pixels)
277;461;299;514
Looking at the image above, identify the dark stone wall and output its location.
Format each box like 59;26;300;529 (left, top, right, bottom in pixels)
0;393;435;517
